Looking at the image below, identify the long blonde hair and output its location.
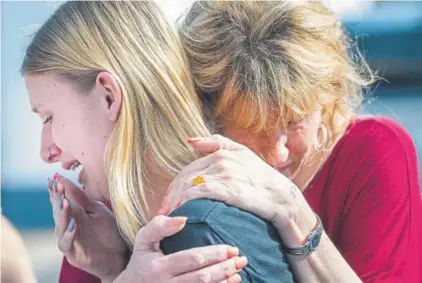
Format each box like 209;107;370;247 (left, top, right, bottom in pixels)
180;1;376;148
21;1;210;245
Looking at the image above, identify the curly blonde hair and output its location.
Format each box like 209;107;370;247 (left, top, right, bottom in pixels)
180;1;376;147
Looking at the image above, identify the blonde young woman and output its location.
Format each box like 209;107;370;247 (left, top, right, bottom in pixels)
22;1;296;283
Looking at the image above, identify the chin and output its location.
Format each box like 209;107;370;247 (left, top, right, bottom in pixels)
83;185;104;202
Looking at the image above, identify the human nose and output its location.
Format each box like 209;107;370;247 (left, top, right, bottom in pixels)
40;126;61;163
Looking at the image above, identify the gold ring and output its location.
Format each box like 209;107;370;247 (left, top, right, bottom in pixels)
193;176;206;186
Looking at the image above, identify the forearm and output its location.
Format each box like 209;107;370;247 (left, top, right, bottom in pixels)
274;197;362;283
100;258;128;283
286;232;361;283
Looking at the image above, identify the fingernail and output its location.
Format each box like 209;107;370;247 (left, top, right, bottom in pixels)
187;137;203;143
48;178;53;191
59;195;64;210
169;217;187;228
53;179;58;193
53;173;63;180
67;218;75;232
227;247;239;258
227;274;242;283
235;256;248;270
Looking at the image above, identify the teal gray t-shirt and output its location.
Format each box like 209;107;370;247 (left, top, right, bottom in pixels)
160;199;294;283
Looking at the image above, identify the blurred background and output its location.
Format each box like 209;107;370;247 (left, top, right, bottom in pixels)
1;1;421;282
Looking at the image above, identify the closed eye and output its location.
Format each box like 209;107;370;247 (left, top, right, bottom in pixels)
43;116;53;124
288;118;304;126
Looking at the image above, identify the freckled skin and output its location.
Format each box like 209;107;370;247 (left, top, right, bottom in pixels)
26;73;116;201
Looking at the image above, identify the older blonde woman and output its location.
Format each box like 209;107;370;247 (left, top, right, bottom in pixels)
165;1;422;282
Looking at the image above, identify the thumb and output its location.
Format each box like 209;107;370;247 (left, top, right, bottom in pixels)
134;216;187;252
187;134;244;153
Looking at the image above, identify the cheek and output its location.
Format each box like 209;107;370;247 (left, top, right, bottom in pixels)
52;118;92;158
287;127;318;157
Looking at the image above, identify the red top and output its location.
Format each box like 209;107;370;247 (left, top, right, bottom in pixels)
305;117;422;283
59;117;422;283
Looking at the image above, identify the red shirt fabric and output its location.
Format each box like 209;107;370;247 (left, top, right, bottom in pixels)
59;116;422;283
304;117;422;283
59;257;100;283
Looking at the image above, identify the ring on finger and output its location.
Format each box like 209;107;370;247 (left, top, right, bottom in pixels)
192;176;206;186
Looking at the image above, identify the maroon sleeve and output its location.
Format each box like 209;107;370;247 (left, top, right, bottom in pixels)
336;118;422;283
59;257;101;283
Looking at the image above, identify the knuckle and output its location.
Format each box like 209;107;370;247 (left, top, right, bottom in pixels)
152;215;167;226
216;246;229;261
214;150;227;160
199;183;212;193
57;241;66;253
148;259;164;276
196;271;212;283
190;251;206;266
223;261;235;277
215;160;228;171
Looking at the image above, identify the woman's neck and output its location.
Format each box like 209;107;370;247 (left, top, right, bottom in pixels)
294;117;352;192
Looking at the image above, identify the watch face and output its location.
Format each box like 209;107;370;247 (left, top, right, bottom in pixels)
310;233;321;249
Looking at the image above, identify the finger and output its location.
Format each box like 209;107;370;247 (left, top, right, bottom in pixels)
180;182;275;221
52;179;64;217
219;274;242;283
167;147;240;206
187;135;244;152
48;178;55;204
55;197;73;240
161;245;240;276
172;256;248;283
134;216;188;252
167;175;219;209
168;154;214;192
59;178;98;212
175;182;232;206
58;218;77;253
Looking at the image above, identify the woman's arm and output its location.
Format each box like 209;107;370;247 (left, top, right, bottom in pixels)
274;119;421;283
167;128;421;283
273;193;362;283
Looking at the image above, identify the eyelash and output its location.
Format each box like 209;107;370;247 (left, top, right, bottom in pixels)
43;116;53;124
288;118;304;126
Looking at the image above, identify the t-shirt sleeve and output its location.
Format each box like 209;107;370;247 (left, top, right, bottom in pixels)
160;199;293;283
336;118;421;283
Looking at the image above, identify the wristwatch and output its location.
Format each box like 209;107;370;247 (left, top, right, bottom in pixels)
283;214;323;256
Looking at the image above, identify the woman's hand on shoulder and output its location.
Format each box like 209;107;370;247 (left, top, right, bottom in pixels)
165;135;316;245
113;215;244;283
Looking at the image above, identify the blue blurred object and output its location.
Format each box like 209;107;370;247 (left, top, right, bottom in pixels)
1;188;54;228
341;2;422;80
